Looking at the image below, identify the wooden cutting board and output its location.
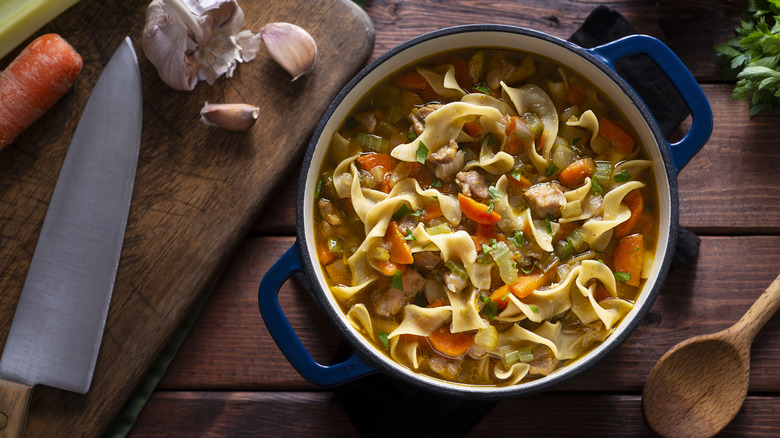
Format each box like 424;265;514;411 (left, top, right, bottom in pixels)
0;0;374;436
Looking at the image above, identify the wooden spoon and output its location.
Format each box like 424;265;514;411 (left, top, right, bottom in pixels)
642;273;780;437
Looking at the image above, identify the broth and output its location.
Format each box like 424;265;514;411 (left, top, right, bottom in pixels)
312;48;658;386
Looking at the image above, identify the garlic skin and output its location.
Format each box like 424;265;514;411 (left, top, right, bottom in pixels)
261;22;317;81
200;102;259;131
143;0;262;90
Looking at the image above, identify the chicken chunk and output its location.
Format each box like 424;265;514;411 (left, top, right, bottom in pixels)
456;170;489;200
525;182;566;217
372;268;426;316
407;104;443;135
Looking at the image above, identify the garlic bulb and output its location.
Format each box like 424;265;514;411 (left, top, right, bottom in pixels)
200;102;259;131
143;0;262;90
261;22;317;80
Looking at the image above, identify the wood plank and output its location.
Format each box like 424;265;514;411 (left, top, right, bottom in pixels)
159;235;780;392
0;0;374;436
252;83;780;235
128;391;780;437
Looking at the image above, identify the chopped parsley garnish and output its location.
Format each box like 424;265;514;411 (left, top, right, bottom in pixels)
545;213;553;234
314;179;323;198
545;161;559;177
521;263;535;275
486;201;495;214
393;204;411;221
392;270;404;290
528;305;539;313
416;140;429;164
614;272;632;282
613;170;632;182
512;230;525;247
488;185;504;200
479;295;498;320
562;238;575;258
481;238;498;254
486;133;495;146
591;177;605;195
407;131;418;141
510;168;523;179
404;227;416;241
432;177;442;188
378;330;390;349
473;84;491;95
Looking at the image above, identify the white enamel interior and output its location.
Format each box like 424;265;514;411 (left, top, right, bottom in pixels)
302;29;673;396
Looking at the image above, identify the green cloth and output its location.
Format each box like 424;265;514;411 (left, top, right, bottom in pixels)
102;286;212;437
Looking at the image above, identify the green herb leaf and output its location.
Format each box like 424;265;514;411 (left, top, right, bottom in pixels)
488;185;504;200
545;161;559;177
416;140;429;164
562;238;574;258
521;263;535;275
473;84;491;94
479;295;498;320
486;201;495;214
614;271;632;282
591;177;605;195
404;227;416;241
486;133;495;146
392;270;404;290
613;170;632;182
529;305;539;313
393;204;411;221
378;330;390;349
481;238;498;254
314;179;323;198
512;230;525;247
545;213;553;234
407;131;418;141
432;177;442;188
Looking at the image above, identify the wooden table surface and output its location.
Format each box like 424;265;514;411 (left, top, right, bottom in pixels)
126;1;780;436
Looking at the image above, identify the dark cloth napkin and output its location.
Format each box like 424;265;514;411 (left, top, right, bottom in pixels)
333;6;701;438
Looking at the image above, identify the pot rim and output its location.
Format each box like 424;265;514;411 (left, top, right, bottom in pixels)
296;24;679;399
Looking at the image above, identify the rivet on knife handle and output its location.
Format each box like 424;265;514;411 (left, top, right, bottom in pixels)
0;380;32;437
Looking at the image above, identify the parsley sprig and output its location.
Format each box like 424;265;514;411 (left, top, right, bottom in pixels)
715;0;780;115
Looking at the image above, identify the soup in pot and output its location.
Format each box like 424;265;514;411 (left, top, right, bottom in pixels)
312;48;658;386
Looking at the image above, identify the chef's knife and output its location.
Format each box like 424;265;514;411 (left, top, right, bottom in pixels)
0;37;141;436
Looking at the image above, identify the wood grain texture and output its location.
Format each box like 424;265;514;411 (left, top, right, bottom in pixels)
0;0;374;436
127;391;780;437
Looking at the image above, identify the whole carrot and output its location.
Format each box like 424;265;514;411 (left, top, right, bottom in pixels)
0;33;83;148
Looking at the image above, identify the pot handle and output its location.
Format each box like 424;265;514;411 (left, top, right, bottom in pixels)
587;34;713;174
258;241;376;386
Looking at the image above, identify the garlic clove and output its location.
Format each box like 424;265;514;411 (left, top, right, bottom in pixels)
200;102;259;131
261;22;317;81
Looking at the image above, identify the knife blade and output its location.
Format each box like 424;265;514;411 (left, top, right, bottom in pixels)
0;36;141;436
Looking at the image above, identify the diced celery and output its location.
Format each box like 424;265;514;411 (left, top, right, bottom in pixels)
426;223;452;235
522;112;544;137
594;161;612;183
0;0;80;60
445;259;468;279
505;345;534;366
356;132;390;153
490;242;518;285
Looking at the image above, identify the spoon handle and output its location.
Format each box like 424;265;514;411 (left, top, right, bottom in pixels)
730;273;780;344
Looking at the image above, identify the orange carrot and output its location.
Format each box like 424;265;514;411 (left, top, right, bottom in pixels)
559;158;596;188
385;220;414;265
464;120;484;137
568;83;585;107
552;221;579;244
317;243;339;265
0;34;83;148
458;193;501;224
471;222;497;251
507;171;532;189
421;202;442;221
378;260;406;276
613;234;643;287
615;190;645;238
595;284;611;302
489;284;512;310
396;71;428;91
357;152;396;171
428;326;473;357
510;269;556;299
440;55;471;88
632;210;655;235
599;117;636;154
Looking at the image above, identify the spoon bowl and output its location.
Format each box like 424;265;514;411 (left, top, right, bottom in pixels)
642;274;780;437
